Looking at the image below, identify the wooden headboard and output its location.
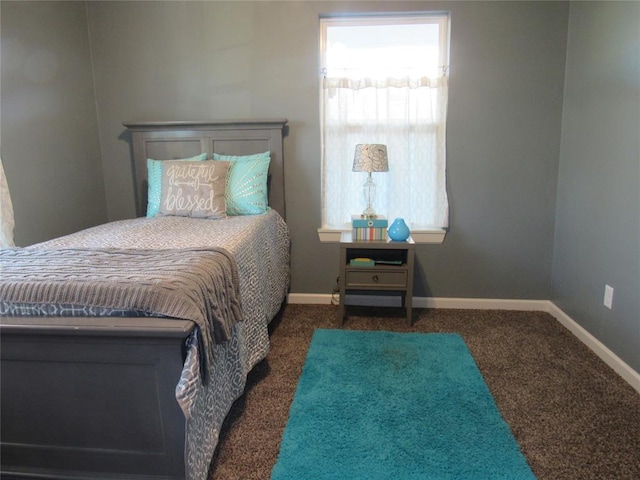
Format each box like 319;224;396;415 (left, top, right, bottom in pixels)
123;119;288;219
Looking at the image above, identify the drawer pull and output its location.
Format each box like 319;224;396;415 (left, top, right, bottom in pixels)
372;275;379;283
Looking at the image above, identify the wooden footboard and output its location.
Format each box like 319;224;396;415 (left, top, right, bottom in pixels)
0;317;195;480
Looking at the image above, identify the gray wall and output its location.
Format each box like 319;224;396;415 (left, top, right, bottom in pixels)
552;1;640;372
1;1;106;246
81;0;568;301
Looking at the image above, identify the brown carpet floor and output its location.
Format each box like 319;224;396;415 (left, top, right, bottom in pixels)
209;304;640;480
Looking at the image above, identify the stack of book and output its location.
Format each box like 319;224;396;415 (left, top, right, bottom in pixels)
351;215;388;241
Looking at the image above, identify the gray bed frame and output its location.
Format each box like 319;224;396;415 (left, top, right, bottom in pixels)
0;119;288;480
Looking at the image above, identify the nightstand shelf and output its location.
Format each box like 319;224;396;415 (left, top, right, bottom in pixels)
338;232;415;326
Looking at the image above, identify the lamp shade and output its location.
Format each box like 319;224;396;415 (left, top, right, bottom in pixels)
352;144;389;173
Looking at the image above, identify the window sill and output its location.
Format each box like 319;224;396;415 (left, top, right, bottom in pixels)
317;226;446;244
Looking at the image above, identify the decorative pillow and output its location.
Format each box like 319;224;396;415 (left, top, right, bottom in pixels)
213;151;271;215
146;153;207;217
158;161;230;219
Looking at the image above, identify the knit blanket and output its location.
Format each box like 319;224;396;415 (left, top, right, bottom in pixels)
0;247;242;378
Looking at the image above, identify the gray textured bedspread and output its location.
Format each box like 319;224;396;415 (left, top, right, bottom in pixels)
0;247;242;377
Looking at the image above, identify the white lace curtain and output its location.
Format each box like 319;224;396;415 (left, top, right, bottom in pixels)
0;157;16;247
321;74;449;229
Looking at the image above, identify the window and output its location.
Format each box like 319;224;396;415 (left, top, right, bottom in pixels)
320;14;450;240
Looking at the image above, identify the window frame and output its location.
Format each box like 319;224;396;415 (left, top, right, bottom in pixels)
318;13;450;244
320;14;450;79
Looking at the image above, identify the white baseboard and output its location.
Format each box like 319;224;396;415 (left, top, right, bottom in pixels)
546;302;640;394
286;293;640;394
415;297;549;311
287;293;335;305
288;293;548;311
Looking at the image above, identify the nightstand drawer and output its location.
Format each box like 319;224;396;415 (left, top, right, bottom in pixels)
345;270;407;288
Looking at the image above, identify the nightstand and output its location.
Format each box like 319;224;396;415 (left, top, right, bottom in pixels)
338;232;415;326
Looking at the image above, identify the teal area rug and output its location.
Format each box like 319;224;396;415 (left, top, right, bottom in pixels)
271;329;536;480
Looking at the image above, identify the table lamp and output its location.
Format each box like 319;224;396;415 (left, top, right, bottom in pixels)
352;144;389;218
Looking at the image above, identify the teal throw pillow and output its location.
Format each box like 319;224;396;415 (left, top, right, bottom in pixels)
146;153;207;217
213;151;271;215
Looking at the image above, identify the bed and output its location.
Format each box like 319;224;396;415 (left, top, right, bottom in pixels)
0;119;290;480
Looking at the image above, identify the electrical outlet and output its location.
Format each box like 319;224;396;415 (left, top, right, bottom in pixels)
603;285;614;309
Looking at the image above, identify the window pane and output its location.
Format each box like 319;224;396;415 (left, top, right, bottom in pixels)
325;20;443;78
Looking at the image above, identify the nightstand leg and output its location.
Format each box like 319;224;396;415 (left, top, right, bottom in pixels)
338;249;347;326
338;277;346;326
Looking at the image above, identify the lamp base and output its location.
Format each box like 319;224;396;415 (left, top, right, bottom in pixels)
361;173;378;219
